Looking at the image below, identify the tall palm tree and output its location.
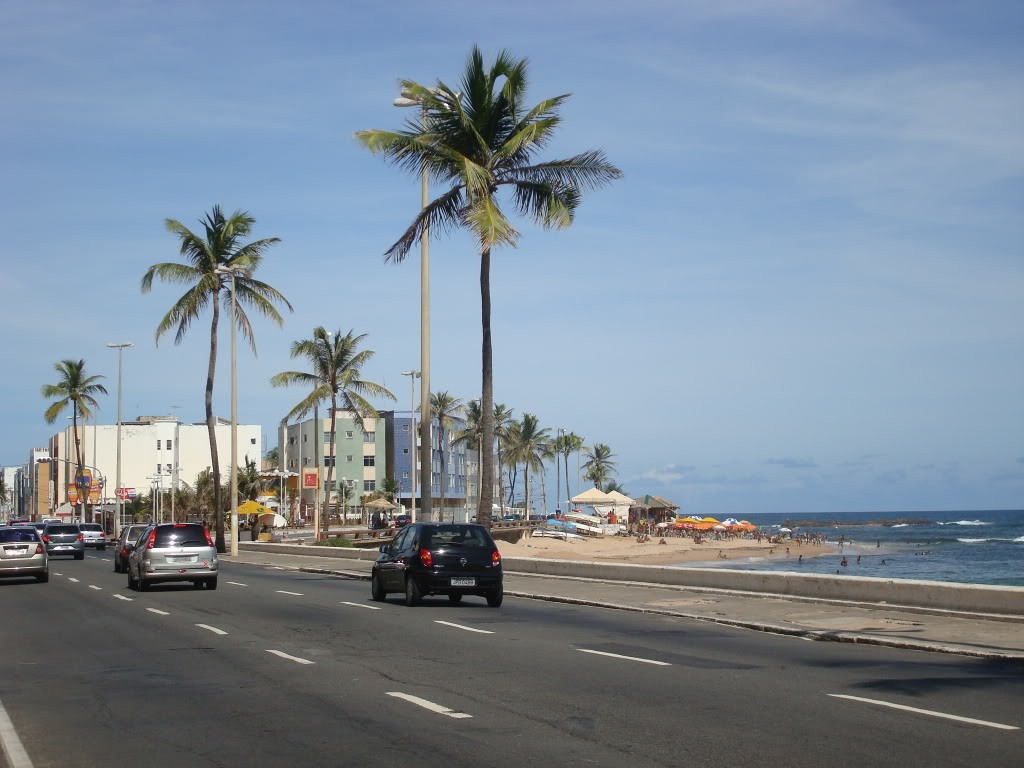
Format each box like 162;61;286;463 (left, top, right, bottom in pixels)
559;432;585;508
380;477;400;502
356;47;621;527
452;399;483;512
42;359;107;519
599;480;627;495
270;327;395;540
582;443;617;489
504;413;551;518
142;205;291;552
238;457;268;502
492;403;514;517
429;391;463;522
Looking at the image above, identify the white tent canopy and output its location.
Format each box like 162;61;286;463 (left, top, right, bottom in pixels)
571;487;614;507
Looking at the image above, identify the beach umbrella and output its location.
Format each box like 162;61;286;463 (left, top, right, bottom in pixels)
778;527;792;533
713;524;726;531
701;517;721;524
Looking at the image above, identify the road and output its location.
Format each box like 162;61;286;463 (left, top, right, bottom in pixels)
1;551;1020;768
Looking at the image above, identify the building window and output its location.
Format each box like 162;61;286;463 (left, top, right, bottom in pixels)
346;455;353;463
402;448;408;455
323;432;331;443
324;456;335;468
345;431;353;439
363;480;375;492
156;464;162;474
402;471;409;479
402;424;409;431
363;455;375;467
250;438;256;445
156;440;161;450
363;431;375;443
303;434;307;443
166;440;172;451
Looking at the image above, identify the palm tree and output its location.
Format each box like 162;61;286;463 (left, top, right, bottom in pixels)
142;205;291;552
270;327;395;540
429;391;463;522
356;47;621;527
41;359;107;520
558;432;585;508
238;457;267;502
451;399;483;513
492;403;514;518
599;480;627;495
380;477;400;502
582;443;617;488
504;414;551;518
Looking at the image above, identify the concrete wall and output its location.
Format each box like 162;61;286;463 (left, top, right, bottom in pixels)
238;542;1024;616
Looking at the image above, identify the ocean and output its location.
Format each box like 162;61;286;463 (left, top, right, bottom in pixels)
688;509;1024;587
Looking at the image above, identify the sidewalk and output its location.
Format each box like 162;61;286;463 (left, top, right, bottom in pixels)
221;549;1024;660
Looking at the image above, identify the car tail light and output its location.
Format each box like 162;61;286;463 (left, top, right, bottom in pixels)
77;535;84;542
418;548;433;567
42;535;49;542
35;544;44;555
146;529;157;549
204;529;214;547
492;550;501;566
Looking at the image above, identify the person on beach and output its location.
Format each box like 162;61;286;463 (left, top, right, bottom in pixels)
841;556;848;567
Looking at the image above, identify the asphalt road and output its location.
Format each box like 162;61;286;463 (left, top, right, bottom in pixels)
1;551;1020;768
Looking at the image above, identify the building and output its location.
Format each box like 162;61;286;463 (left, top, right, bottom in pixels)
43;416;261;520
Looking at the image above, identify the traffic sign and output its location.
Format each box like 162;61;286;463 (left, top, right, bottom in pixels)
116;488;136;500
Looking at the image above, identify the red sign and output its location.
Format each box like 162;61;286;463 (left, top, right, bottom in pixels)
116;488;135;500
302;470;319;489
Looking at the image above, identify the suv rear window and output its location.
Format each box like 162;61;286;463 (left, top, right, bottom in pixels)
45;525;80;535
81;524;103;532
153;524;209;547
421;525;494;549
0;529;40;543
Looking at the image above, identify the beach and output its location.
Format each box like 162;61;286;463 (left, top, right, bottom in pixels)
496;532;830;567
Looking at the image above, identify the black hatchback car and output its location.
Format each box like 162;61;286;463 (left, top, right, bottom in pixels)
371;523;503;607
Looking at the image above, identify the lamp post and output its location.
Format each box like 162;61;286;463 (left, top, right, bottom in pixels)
401;370;420;522
106;343;132;538
394;89;433;521
215;265;246;556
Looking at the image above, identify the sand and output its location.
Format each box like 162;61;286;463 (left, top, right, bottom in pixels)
496;532;829;567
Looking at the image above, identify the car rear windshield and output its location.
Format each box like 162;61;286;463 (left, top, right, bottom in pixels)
46;525;80;535
0;529;40;543
153;525;209;547
421;525;494;549
81;524;103;532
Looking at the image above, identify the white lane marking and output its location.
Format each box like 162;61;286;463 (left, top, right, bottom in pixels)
89;585;102;591
576;648;671;666
0;694;34;768
227;581;248;587
195;624;228;636
276;590;303;596
67;578;80;583
386;692;472;719
53;572;62;576
266;650;314;665
341;601;381;610
113;594;133;601
435;620;494;634
827;694;1019;731
146;608;169;616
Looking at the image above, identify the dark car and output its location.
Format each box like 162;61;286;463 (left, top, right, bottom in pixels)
393;514;412;528
127;523;218;591
42;523;84;559
113;523;149;574
371;522;503;607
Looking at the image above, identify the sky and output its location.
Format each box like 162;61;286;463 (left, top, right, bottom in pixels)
2;0;1021;516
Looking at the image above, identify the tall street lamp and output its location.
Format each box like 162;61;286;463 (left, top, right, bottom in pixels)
394;88;433;521
106;342;133;538
401;369;420;522
215;265;246;556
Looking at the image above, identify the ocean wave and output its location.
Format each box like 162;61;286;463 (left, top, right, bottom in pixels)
890;523;909;528
939;520;991;526
957;537;1023;544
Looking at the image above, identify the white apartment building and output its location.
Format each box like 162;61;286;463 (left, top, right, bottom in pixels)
45;416;261;513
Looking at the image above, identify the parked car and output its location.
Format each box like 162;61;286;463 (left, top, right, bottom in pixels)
0;526;48;583
127;523;218;591
79;523;106;550
371;522;503;607
393;514;412;528
113;523;149;574
42;523;84;560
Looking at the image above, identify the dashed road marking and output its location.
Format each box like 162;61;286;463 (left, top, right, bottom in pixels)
827;694;1019;730
435;621;494;634
113;594;133;601
266;650;314;665
146;608;169;616
386;692;472;719
227;581;248;587
576;648;671;666
89;585;102;591
276;590;303;596
341;601;381;610
196;624;228;636
67;578;80;583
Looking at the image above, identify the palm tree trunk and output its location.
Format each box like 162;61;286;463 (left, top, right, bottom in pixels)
325;394;338;538
477;247;494;527
564;452;570;510
73;403;84;521
207;299;224;553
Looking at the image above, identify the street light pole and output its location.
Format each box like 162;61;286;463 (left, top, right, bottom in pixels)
394;89;433;521
215;265;244;557
401;370;420;522
106;342;132;538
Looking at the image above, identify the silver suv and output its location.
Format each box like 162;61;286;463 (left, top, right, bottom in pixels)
79;523;106;550
42;523;84;560
128;523;218;591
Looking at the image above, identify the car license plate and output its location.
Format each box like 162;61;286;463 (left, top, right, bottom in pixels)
55;545;70;550
5;547;28;555
450;577;476;587
169;556;196;564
